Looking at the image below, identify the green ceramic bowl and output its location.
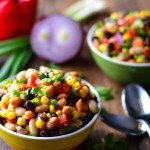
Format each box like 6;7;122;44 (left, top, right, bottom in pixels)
87;24;150;84
0;79;101;150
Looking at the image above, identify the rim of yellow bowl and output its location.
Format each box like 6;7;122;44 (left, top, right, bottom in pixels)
0;79;101;140
87;24;150;67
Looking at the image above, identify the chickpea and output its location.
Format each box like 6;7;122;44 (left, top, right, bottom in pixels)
62;106;72;116
16;71;27;81
46;117;58;130
57;98;67;110
75;99;83;113
10;97;22;106
23;111;35;119
45;85;55;98
56;93;67;100
34;104;49;113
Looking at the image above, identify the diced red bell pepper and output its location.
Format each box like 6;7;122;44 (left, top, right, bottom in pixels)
27;74;39;88
1;103;8;109
55;81;71;95
7;118;17;123
58;114;70;127
144;48;150;59
0;0;37;40
127;29;136;37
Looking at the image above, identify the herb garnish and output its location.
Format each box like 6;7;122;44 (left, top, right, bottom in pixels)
93;133;128;150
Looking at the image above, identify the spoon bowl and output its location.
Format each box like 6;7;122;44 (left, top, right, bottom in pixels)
122;84;150;119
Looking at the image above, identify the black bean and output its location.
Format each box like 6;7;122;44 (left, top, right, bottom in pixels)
92;36;99;41
0;117;6;125
82;111;94;126
39;130;49;137
51;113;58;117
0;94;4;101
104;30;114;39
45;72;49;78
38;113;48;121
48;129;59;137
23;101;35;110
143;16;150;27
144;37;150;46
26;88;35;100
69;94;81;105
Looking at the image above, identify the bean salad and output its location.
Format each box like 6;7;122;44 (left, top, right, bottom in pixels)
0;66;98;137
92;10;150;63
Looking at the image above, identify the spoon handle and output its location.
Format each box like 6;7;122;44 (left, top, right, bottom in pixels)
101;113;146;136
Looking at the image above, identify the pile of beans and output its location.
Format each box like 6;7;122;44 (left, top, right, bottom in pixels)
0;66;98;137
92;10;150;63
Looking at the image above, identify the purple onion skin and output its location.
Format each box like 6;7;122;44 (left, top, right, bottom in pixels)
30;14;83;64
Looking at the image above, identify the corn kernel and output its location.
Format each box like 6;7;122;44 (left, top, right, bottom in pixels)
46;113;51;118
17;117;26;126
35;119;45;129
56;110;62;116
49;105;55;113
66;77;77;85
82;86;89;93
98;44;108;52
94;28;103;39
110;12;123;19
72;82;80;89
41;96;49;104
139;10;150;18
74;119;83;126
79;89;86;98
122;33;131;41
72;111;79;119
7;112;16;119
0;110;9;118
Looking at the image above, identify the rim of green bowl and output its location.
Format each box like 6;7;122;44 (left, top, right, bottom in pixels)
0;79;101;140
87;24;150;67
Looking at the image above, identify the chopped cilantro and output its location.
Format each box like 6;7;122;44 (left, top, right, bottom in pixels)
49;63;61;69
51;99;58;106
56;73;64;82
11;90;20;97
61;126;78;135
16;79;26;84
39;73;46;79
1;79;13;89
31;87;47;96
96;86;113;101
44;77;52;82
20;91;28;101
93;133;128;150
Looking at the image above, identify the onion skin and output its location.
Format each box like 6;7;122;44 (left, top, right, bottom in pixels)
30;14;83;64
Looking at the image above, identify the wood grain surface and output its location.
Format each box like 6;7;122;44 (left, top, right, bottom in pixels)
0;0;150;150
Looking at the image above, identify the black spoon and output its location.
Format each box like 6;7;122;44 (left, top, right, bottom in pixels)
101;113;150;136
122;83;150;119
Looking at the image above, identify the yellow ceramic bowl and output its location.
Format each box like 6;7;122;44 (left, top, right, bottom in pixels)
0;79;101;150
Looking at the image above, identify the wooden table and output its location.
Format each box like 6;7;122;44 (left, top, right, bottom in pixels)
1;0;150;149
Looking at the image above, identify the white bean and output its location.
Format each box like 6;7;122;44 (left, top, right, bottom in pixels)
4;122;16;131
26;69;39;78
16;71;27;81
87;100;98;113
15;107;26;117
29;118;38;135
